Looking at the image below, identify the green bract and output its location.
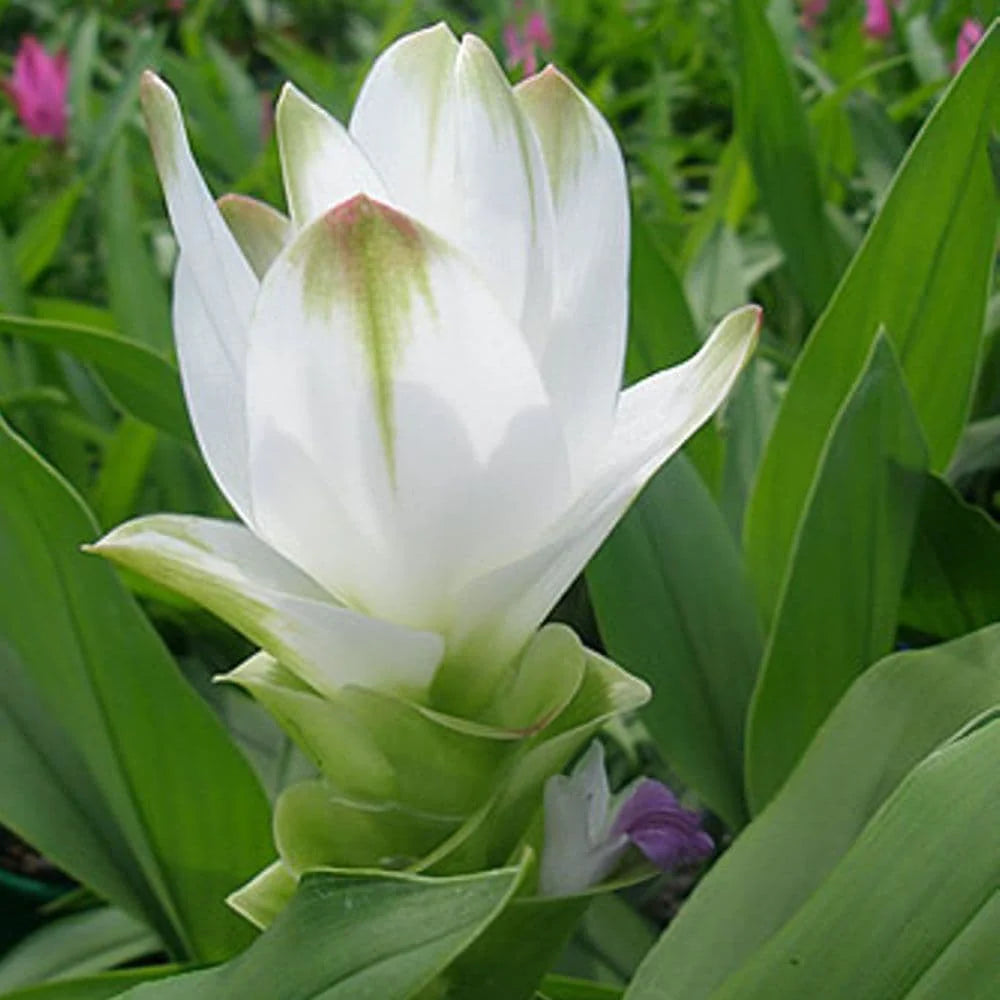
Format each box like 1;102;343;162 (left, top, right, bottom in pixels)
90;23;755;910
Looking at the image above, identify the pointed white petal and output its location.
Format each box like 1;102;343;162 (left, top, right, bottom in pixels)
89;515;444;698
140;72;258;520
453;306;761;661
349;26;555;335
217;194;291;279
244;196;570;632
172;256;251;519
275;83;388;229
516;67;629;481
348;24;461;231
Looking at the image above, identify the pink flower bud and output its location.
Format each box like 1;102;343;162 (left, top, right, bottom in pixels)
863;0;893;40
952;19;984;74
502;7;553;77
3;36;69;141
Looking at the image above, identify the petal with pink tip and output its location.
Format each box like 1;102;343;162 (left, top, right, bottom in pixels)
244;196;569;632
349;24;555;341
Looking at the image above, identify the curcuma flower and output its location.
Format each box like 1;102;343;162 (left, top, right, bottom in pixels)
3;36;69;141
540;742;713;897
92;24;758;713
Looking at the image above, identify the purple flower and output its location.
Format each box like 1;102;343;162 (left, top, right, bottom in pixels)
863;0;893;40
611;778;715;869
539;742;713;896
502;5;553;76
3;36;69;141
952;19;984;74
799;0;829;32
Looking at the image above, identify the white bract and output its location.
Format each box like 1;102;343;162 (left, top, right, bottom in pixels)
94;24;758;706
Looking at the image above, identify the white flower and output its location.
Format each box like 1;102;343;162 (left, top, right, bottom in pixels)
92;25;758;708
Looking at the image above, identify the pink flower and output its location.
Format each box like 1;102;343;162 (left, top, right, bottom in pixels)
502;6;553;76
800;0;829;31
863;0;893;39
3;36;69;141
952;19;984;73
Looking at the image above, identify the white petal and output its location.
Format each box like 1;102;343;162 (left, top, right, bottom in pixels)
275;83;388;229
349;26;555;337
453;306;761;661
516;68;630;482
348;24;461;232
217;194;291;279
88;514;444;698
172;257;251;519
140;72;258;520
244;196;570;633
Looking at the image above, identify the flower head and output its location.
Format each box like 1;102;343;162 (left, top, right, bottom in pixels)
92;25;757;713
952;19;984;73
863;0;894;39
540;742;713;896
3;36;68;141
503;6;553;75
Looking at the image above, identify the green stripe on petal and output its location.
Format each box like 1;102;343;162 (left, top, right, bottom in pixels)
292;195;433;478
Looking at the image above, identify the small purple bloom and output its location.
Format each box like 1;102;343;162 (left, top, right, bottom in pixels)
502;5;553;77
952;19;984;74
863;0;893;40
539;741;713;897
612;778;714;869
3;36;69;142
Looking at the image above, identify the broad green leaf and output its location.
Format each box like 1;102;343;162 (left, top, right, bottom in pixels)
118;867;523;999
901;475;1000;639
0;315;191;442
707;717;1000;998
0;907;158;992
0;968;178;1000
731;0;847;316
538;977;623;1000
0;645;162;938
12;183;84;287
745;336;927;810
441;894;589;1000
588;455;763;829
104;140;172;352
627;625;1000;1000
0;419;271;961
947;414;1000;481
745;26;1000;622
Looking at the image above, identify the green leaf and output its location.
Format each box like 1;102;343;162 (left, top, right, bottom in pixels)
707;717;1000;998
731;0;847;316
626;624;1000;1000
441;894;589;1000
0;419;271;961
538;976;624;999
104;140;172;352
744;25;1000;623
745;336;927;810
12;183;84;287
0;967;179;1000
84;30;164;176
0;314;191;442
117;866;523;999
588;455;763;830
0;907;159;992
900;474;1000;639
